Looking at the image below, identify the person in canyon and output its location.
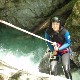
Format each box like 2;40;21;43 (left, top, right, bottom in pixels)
45;16;72;80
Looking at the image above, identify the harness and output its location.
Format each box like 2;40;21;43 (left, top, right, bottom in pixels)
56;43;69;54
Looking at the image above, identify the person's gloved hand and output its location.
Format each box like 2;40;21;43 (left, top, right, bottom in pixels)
51;42;59;51
54;45;59;51
51;42;56;46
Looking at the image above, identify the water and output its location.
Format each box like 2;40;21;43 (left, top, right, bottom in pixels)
0;28;47;73
0;27;80;80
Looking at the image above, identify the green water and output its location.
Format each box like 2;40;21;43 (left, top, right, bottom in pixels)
0;37;46;62
0;33;47;63
0;28;47;72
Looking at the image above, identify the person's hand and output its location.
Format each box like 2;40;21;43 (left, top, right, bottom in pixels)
51;42;59;51
54;45;59;51
51;42;56;46
52;50;57;56
52;46;58;56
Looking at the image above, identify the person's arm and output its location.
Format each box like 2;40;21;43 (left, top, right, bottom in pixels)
58;31;71;51
45;31;54;51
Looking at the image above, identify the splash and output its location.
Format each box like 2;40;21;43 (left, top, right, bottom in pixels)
0;47;39;73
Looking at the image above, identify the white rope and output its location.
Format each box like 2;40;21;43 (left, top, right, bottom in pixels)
0;20;54;44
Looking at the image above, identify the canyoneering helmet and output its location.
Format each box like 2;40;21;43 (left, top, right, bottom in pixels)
51;16;60;23
49;16;63;29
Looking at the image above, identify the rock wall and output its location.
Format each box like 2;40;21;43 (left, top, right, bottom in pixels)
65;0;80;66
0;0;65;29
65;0;80;27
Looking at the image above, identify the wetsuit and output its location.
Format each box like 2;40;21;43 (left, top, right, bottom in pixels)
45;27;72;80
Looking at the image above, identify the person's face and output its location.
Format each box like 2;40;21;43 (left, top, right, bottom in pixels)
52;22;60;32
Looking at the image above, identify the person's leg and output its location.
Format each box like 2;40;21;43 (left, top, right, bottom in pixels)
62;53;72;80
50;60;57;75
50;56;58;75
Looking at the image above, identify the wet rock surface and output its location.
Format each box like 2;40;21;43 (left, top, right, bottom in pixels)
0;60;69;80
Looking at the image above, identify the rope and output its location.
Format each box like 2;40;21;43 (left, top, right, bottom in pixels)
0;20;54;44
